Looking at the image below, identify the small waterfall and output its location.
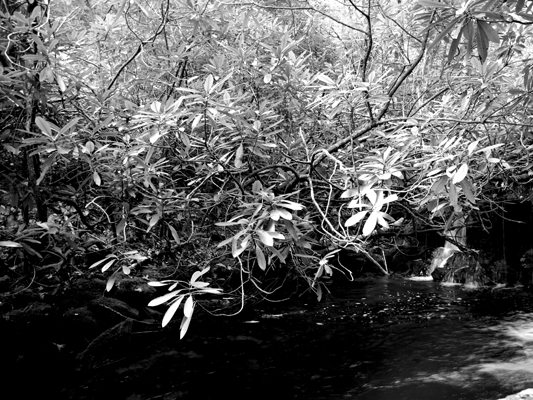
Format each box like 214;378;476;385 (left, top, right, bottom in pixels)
408;245;458;281
410;215;466;281
428;243;458;275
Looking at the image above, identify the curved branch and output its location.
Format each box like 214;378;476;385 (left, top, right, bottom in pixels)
222;1;367;35
107;0;171;91
243;164;302;188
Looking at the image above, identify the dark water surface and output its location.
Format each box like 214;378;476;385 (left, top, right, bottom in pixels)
66;277;533;399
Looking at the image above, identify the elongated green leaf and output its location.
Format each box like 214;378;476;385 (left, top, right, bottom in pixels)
168;225;181;245
477;20;500;44
277;209;292;220
345;211;368;227
475;143;504;154
147;214;160;232
276;200;304;211
191;281;210;288
149;290;181;307
363;212;378;236
217;235;234;248
418;0;451;8
199;288;223;294
460;179;476;204
106;273;117;292
0;241;22;248
147;281;171;287
267;231;285;240
256;244;267;270
180;313;192;339
93;171;101;186
257;229;274;246
58;117;80;135
283;220;298;240
315;73;335;85
269;246;286;263
468;139;480;155
36;153;58;185
116;218;127;239
183;295;194;318
448;25;463;64
204;74;214;94
428;16;463;52
431;175;448;194
452;163;469;184
190;266;210;284
35;116;52;136
162;295;185;327
476;20;489;62
89;255;117;269
235;143;244;168
449;182;458;209
464;19;473;59
101;258;116;272
270;209;281;221
21;242;42;258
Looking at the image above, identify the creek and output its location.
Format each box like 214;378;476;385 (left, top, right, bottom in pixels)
62;277;533;399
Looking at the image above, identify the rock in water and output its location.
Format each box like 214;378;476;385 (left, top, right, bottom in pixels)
499;388;533;400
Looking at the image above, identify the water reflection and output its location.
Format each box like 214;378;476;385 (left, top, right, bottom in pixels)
478;314;533;379
63;277;533;400
331;278;533;400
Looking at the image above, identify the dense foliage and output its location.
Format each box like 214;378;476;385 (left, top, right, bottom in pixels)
2;0;533;334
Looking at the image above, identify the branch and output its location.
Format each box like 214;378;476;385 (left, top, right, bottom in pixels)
408;87;449;117
243;164;302;188
222;1;367;34
107;0;171;91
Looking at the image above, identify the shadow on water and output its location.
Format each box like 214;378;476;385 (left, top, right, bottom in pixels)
63;276;533;400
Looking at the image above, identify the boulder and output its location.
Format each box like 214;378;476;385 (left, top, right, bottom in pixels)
499;389;533;400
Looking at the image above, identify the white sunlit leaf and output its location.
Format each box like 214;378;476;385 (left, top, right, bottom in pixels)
270;209;281;221
277;208;292;220
391;170;404;179
106;274;117;292
148;290;181;307
0;241;22;248
89;255;117;269
341;188;359;199
363;212;378;236
347;200;369;209
452;163;469;184
382;194;398;205
183;295;194;318
180;314;192;339
276;200;304;211
345;210;368;227
147;281;169;287
373;190;385;209
190;266;210;284
101;258;116;272
191;281;210;288
257;229;274;246
162;295;185;327
199;288;223;295
468;139;480;156
366;189;377;205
